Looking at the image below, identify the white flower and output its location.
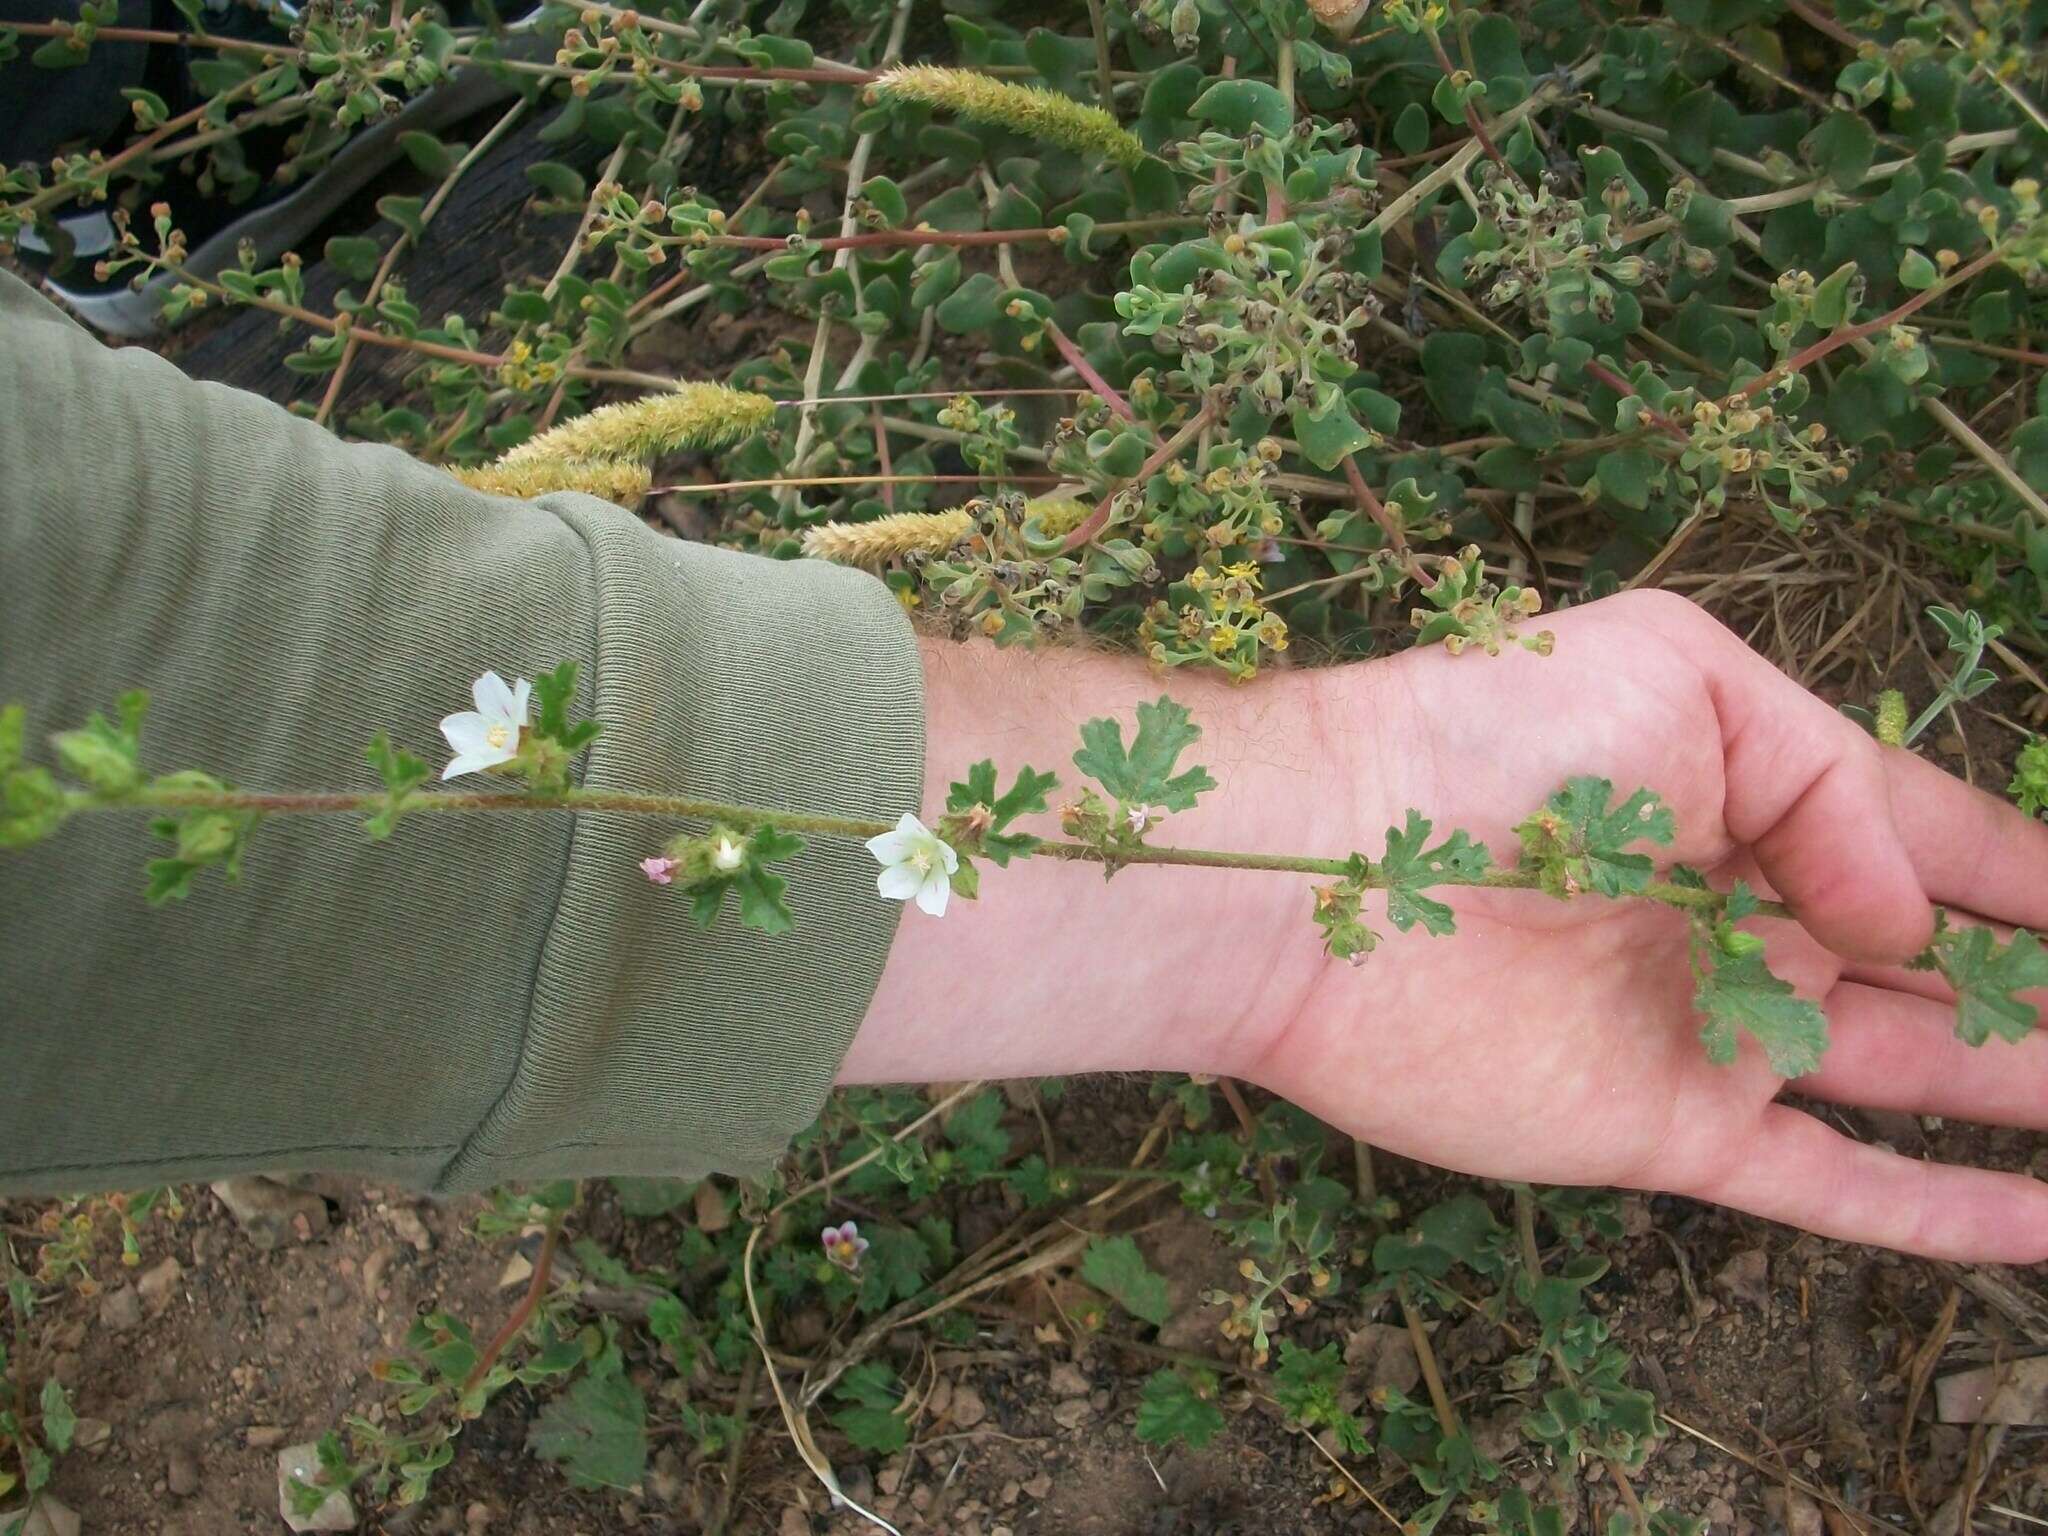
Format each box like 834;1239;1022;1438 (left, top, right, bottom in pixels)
1126;804;1161;835
711;835;746;872
865;812;959;917
439;671;532;780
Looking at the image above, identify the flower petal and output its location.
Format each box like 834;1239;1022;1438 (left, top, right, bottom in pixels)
866;830;912;864
915;869;950;917
440;711;492;755
509;676;533;725
442;750;500;781
473;670;518;722
935;837;960;874
876;864;923;901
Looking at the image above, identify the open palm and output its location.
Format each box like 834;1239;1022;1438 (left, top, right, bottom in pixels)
1250;589;2048;1263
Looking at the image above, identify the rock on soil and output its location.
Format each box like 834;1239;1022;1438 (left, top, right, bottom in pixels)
277;1443;358;1533
210;1176;330;1249
0;1497;81;1536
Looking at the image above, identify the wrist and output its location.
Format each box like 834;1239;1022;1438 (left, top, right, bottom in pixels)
844;636;1402;1088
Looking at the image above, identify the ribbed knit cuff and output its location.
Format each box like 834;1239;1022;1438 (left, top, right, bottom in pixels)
434;508;924;1192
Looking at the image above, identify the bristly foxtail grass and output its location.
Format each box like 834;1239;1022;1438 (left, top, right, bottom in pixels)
802;508;975;566
499;384;777;467
452;458;654;507
869;66;1147;169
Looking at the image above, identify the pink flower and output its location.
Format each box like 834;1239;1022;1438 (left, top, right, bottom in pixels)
640;856;680;885
821;1220;870;1272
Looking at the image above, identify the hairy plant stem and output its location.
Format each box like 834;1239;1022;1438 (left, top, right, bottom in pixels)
84;779;1789;921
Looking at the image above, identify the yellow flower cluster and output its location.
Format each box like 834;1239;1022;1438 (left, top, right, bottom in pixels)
869;66;1146;169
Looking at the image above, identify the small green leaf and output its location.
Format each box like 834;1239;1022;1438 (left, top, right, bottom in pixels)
49;691;147;796
524;1368;648;1490
364;733;430;840
1134;1368;1224;1449
1931;923;2048;1046
1072;697;1215;813
1289;399;1376;471
1514;779;1675;898
1377;811;1492;936
831;1363;909;1453
40;1378;76;1454
323;235;382;283
1804;109;1875;190
1693;928;1829;1077
1080;1234;1171;1326
1898;248;1939;291
1189;78;1292;138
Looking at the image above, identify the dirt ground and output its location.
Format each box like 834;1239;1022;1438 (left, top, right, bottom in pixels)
6;1075;2044;1535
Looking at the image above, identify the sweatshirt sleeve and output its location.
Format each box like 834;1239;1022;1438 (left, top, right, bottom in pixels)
0;267;925;1196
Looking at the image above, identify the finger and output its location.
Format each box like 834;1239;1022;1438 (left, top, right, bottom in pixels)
1679;1103;2048;1262
1842;906;2048;1019
1797;981;2048;1128
1884;747;2048;933
1655;594;1933;963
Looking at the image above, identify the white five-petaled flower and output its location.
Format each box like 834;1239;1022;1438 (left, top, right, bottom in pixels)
439;672;532;781
865;812;959;917
711;835;746;872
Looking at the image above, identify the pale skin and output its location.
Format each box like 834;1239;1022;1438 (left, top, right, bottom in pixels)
847;588;2048;1265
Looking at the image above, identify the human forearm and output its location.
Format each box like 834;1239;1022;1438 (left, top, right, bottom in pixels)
845;634;1371;1085
0;269;923;1194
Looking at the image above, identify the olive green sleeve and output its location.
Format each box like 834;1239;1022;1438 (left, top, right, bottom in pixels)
0;267;924;1195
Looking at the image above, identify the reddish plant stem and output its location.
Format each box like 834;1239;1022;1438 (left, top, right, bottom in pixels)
1583;359;1687;439
872;403;896;510
1424;27;1513;178
1735;245;2004;400
3;17;302;55
463;1211;563;1393
1340;452;1432;584
15;67;274;219
1058;404;1213;552
1046;321;1136;422
1781;0;1863;50
701;218;1189;253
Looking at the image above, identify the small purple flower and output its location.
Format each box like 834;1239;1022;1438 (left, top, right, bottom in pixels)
821;1219;870;1272
640;855;680;885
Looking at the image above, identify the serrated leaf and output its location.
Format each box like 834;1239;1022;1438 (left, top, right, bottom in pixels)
524;1368;648;1490
1080;1234;1170;1326
1134;1368;1224;1449
1378;811;1492;936
1072;697;1214;812
831;1402;909;1453
1933;924;2048;1046
1515;778;1674;898
1693;939;1829;1077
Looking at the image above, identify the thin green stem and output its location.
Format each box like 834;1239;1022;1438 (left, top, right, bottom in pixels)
76;780;1790;919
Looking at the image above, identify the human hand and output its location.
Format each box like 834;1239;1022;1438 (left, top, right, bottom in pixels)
1246;589;2048;1262
854;590;2047;1263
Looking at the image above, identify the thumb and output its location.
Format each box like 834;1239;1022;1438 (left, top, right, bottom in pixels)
1660;593;1934;963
